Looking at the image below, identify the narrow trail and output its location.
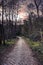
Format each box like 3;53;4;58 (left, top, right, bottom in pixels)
1;37;38;65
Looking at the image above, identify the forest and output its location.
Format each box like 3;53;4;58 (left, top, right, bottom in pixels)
0;0;43;65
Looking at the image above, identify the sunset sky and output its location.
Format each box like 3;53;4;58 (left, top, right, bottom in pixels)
0;0;42;21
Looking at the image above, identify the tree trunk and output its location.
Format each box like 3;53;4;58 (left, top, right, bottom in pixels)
37;7;39;18
2;0;5;45
0;37;2;45
40;28;43;41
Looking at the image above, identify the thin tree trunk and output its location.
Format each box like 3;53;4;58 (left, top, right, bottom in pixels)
2;0;5;45
37;8;39;18
12;8;13;25
8;6;10;24
40;28;43;41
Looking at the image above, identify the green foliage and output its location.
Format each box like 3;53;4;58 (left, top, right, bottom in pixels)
25;38;43;64
5;39;16;45
0;39;16;52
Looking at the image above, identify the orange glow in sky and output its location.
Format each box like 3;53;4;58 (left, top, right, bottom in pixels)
17;9;28;21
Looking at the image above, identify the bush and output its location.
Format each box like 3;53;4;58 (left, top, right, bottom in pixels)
29;32;41;41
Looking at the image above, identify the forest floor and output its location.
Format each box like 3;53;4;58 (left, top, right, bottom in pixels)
25;37;43;65
0;37;39;65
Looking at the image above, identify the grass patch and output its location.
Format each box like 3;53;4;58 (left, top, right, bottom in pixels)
0;38;17;51
25;38;43;65
5;39;16;45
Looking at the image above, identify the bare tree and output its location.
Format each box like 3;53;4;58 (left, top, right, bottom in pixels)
34;0;41;17
34;0;43;40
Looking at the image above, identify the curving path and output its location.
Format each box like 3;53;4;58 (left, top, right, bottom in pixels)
1;37;38;65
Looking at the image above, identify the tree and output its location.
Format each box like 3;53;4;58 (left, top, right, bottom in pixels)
41;4;43;15
24;20;29;36
29;12;33;34
5;7;8;22
27;3;35;10
1;0;6;45
34;0;41;18
0;24;2;45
